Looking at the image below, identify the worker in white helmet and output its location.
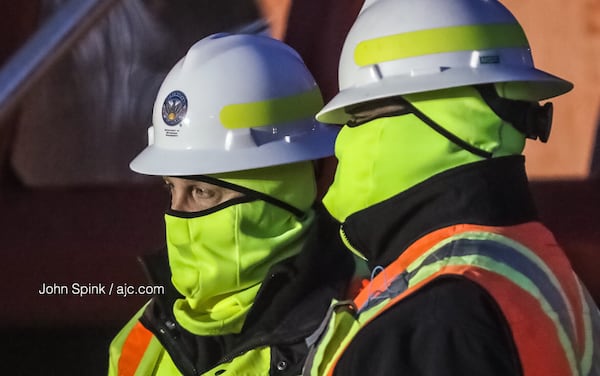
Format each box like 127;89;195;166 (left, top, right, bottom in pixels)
107;33;354;375
303;0;600;375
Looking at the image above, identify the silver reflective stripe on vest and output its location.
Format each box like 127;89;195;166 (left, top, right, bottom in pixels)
302;300;357;376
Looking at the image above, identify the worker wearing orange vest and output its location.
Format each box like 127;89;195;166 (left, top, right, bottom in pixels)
303;0;600;375
107;33;354;375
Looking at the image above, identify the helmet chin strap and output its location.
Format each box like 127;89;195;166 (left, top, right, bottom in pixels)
346;96;493;159
396;97;494;159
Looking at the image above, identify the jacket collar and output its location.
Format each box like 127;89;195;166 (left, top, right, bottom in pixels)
342;156;538;270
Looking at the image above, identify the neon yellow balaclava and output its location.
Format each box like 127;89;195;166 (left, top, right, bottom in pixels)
323;86;526;224
165;161;316;335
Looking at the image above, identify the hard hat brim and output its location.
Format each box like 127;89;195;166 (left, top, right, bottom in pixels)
316;66;573;124
129;124;339;176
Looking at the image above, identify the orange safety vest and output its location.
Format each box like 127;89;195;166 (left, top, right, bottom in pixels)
306;222;600;376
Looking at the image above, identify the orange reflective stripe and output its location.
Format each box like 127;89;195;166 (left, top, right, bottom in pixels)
471;267;573;375
346;263;574;376
327;264;478;376
354;223;532;308
461;223;582;356
501;222;587;360
324;268;437;375
346;221;585;375
118;322;154;376
483;222;586;359
353;224;470;308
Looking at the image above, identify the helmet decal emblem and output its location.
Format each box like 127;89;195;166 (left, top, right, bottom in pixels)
162;90;188;126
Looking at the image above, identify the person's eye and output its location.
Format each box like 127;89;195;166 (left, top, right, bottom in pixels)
193;187;215;198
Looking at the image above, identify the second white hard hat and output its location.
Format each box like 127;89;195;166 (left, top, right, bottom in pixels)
317;0;573;124
131;33;338;176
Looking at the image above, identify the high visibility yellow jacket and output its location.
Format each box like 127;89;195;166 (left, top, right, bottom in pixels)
109;304;274;375
108;207;355;376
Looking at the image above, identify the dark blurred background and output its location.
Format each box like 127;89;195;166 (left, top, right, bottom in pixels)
0;0;598;374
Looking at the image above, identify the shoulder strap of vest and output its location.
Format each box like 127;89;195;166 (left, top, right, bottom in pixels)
343;222;599;376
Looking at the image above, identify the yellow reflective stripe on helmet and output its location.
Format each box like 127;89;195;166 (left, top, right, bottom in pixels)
354;23;529;67
219;88;323;129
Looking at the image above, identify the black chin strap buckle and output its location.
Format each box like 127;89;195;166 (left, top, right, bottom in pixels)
526;101;553;143
475;84;553;143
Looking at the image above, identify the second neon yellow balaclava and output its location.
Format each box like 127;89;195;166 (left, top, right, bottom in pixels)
165;161;316;336
323;86;526;224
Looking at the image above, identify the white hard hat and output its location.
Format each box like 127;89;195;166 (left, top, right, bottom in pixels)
317;0;573;124
130;33;337;176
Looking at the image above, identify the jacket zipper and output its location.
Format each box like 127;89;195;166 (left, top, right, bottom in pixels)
142;311;199;376
339;225;367;261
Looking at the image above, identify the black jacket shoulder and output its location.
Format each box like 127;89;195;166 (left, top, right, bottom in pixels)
335;276;523;376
